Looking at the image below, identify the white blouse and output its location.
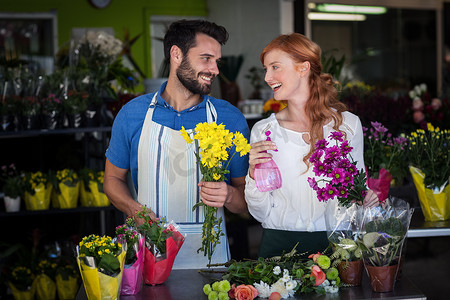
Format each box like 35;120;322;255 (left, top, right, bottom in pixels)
245;112;365;232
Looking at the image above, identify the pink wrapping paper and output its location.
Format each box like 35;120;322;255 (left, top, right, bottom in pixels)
367;168;393;203
143;230;185;285
120;237;145;295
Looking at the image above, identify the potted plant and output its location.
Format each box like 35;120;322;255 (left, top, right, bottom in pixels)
1;163;23;212
35;259;57;300
20;96;41;130
357;199;413;292
40;93;63;130
49;169;80;209
76;234;126;299
363;121;408;201
407;123;450;221
62;91;88;128
22;171;52;210
8;266;36;299
55;263;79;300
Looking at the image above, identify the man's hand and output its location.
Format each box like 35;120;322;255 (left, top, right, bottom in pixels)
198;181;229;208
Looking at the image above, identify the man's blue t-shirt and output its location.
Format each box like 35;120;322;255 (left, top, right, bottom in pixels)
105;81;250;191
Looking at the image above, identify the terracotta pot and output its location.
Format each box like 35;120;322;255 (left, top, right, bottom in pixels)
366;264;398;292
338;260;364;286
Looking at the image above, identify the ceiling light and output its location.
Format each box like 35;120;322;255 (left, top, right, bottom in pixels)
308;12;367;21
316;4;387;15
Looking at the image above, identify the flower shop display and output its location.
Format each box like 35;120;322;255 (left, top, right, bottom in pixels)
55;264;79;300
50;169;80;209
115;219;144;295
218;249;339;298
408;83;450;130
132;206;185;285
8;266;36;300
35;259;57;300
76;234;126;300
407;124;450;221
363;121;408;200
356;198;413;292
22;171;53;210
79;168;110;207
180;122;250;265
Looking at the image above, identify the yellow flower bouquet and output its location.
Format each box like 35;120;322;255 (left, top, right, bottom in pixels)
180;122;250;264
79;168;110;207
76;234;126;300
8;266;36;300
35;259;58;300
22;171;52;210
407;123;450;221
50;169;80;209
55;264;79;300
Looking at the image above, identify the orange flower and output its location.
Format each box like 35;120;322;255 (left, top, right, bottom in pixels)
311;265;326;286
229;284;259;300
263;98;287;113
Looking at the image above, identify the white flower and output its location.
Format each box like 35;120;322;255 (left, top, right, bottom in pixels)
273;266;281;275
272;279;289;299
286;280;297;291
414;85;422;96
282;272;291;283
409;90;416;99
254;281;272;298
321;279;330;287
420;83;427;93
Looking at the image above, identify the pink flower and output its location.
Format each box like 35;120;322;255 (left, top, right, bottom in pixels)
431;98;442;110
413;111;425;123
311;265;326;286
229;284;258;300
412;98;424;111
308;252;322;262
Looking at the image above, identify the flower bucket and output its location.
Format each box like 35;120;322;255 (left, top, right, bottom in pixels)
338;260;363;286
365;264;398;292
52;182;80;209
8;282;36;300
409;166;450;221
35;274;56;300
55;274;79;300
367;168;393;203
80;181;95;207
4;196;21;212
77;250;126;300
24;183;52;210
120;237;145;295
143;231;184;285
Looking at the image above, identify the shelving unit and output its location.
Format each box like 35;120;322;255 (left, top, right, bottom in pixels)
0;126;124;249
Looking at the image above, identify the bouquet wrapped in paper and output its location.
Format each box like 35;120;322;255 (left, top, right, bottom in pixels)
356;197;414;292
79;168;110;207
325;203;365;286
23;171;52;210
35;259;57;300
8;266;36;300
115;221;144;295
55;264;79;300
133;207;185;285
76;234;126;300
50;169;80;209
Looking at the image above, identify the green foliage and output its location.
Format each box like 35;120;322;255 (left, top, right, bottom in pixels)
321;49;345;82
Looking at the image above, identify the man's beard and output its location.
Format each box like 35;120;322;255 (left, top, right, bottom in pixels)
176;56;214;95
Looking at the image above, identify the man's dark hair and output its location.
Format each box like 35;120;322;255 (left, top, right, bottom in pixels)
163;19;229;60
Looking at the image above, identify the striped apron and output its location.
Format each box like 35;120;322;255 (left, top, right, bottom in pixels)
137;92;230;269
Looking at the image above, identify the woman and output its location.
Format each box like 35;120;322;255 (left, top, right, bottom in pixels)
245;33;378;258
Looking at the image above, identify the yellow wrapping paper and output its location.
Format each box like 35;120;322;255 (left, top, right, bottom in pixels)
9;281;36;300
410;166;450;221
35;274;56;300
52;182;80;209
24;183;52;210
80;181;95;207
77;251;126;300
56;274;79;300
80;181;110;207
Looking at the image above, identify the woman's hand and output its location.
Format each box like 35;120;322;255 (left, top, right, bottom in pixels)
363;189;380;208
248;140;277;179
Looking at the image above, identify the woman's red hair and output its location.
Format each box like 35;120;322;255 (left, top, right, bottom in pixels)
260;33;347;167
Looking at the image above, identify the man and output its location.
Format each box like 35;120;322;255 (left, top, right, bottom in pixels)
104;19;249;269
